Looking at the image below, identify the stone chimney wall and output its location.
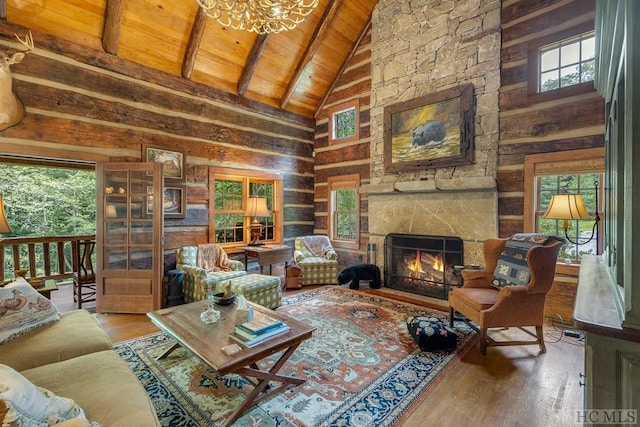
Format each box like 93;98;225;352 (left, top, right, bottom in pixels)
366;0;501;266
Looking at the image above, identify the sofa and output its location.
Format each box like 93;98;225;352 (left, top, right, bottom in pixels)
294;235;339;285
176;244;247;303
0;278;159;426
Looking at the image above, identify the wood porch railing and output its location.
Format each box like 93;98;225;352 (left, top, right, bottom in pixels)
0;234;96;285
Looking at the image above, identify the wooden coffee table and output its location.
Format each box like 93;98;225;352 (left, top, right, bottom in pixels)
147;300;315;426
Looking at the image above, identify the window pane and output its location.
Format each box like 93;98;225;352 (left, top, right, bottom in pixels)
537;172;600;260
334;108;356;139
581;37;595;60
336;213;356;239
541;71;559;91
560;41;580;65
541;49;559;72
538;33;594;93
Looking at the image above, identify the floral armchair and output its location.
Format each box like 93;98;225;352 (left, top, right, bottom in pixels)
294;235;338;285
176;244;246;303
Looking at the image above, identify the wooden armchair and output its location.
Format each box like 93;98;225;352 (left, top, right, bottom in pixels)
73;239;97;309
449;236;563;355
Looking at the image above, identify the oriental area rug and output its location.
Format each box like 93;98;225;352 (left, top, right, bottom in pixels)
114;287;476;426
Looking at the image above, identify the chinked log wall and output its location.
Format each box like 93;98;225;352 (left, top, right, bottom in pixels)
499;0;605;322
0;21;316;256
314;26;372;266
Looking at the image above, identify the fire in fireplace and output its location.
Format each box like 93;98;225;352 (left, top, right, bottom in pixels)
384;234;463;300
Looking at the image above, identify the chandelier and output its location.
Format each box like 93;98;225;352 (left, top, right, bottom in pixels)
196;0;319;34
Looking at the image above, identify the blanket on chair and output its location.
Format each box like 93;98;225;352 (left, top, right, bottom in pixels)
196;244;231;272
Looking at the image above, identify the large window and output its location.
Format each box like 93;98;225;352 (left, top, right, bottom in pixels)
328;100;359;145
328;174;360;250
524;148;604;264
209;168;282;247
538;31;595;93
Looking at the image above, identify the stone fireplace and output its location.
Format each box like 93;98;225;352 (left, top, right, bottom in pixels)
362;0;502;292
384;233;463;299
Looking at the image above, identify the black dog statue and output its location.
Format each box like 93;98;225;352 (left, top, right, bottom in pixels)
337;264;381;289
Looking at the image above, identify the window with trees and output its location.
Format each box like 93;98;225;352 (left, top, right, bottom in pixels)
209;168;282;248
538;31;595;92
527;24;596;100
0;163;96;237
328;100;359;144
524;148;604;265
328;174;359;249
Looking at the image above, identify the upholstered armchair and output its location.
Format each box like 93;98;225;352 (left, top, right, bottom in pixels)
294;235;338;285
449;235;563;355
176;244;246;303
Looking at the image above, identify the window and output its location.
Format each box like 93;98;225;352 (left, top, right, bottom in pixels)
524;148;604;264
209;168;282;247
328;174;360;249
538;32;595;93
328;100;359;144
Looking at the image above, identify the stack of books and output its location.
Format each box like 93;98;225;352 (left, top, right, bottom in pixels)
231;313;290;348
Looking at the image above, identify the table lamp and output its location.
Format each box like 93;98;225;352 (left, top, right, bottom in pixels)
244;196;270;246
542;183;600;253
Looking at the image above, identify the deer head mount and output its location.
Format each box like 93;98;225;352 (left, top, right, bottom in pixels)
0;31;34;131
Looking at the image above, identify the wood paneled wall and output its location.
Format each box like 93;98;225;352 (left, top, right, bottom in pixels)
0;21;315;256
314;26;372;267
499;0;605;322
498;0;605;236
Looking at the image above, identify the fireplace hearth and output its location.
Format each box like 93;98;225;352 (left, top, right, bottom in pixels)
384;234;463;300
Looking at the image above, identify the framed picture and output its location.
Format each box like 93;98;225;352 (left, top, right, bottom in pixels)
147;186;186;219
143;144;185;181
383;84;475;173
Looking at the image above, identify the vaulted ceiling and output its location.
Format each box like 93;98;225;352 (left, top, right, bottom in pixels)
2;0;378;118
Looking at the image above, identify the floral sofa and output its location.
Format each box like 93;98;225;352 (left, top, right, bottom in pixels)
294;235;338;285
176;244;247;303
0;278;159;426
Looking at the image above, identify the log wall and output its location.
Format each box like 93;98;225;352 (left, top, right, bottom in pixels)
314;26;372;267
499;0;605;322
0;21;315;258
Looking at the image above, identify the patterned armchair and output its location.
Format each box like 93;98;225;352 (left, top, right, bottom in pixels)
294;235;338;285
176;245;247;303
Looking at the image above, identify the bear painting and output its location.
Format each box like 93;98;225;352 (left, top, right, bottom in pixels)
411;120;446;148
337;264;382;290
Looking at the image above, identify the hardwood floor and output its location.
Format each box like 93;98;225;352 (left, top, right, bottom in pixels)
50;282;584;426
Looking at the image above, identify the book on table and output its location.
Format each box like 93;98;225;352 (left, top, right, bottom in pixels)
237;313;285;335
231;323;291;348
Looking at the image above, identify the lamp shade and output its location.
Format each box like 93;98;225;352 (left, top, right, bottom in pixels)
0;194;13;234
542;194;591;220
244;196;270;218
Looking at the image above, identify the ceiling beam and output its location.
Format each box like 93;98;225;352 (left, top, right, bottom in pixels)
280;0;343;110
102;0;125;54
182;7;207;79
315;18;371;118
237;34;270;96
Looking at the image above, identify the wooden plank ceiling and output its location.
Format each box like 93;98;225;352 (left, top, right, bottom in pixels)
2;0;377;118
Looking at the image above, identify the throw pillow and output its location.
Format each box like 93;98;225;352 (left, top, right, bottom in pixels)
0;364;87;426
491;234;557;289
0;278;60;344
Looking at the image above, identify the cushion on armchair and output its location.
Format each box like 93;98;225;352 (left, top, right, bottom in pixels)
491;234;561;288
294;235;337;262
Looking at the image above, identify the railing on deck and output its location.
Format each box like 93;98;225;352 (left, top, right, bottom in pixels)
0;235;96;285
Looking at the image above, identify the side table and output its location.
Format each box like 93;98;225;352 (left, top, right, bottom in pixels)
241;245;293;275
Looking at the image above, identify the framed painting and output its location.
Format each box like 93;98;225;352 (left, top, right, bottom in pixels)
143;144;185;181
383;84;475;173
147;186;186;219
